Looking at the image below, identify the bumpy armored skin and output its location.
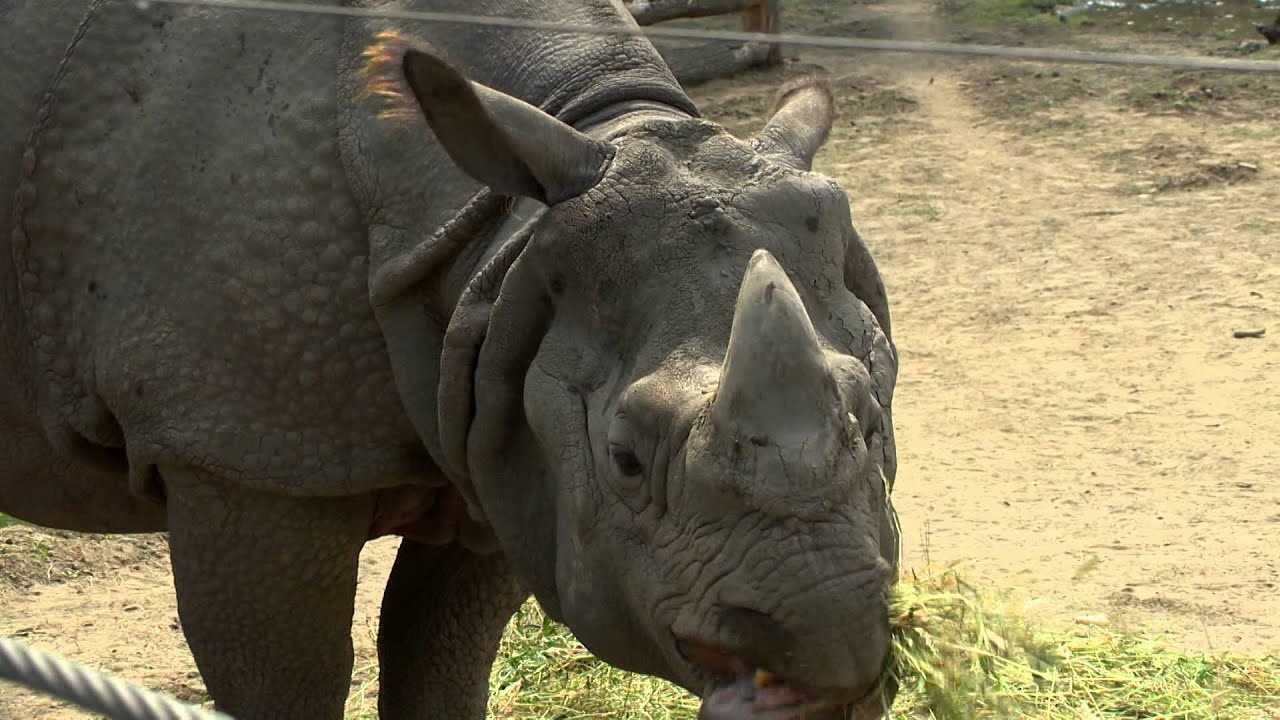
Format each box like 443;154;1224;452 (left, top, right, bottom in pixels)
1;1;902;718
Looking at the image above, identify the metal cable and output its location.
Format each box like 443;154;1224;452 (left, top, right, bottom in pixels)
0;636;234;720
133;0;1280;74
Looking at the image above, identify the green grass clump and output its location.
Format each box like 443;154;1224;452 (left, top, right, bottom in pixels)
887;565;1059;717
484;608;700;719
0;513;19;529
433;565;1280;719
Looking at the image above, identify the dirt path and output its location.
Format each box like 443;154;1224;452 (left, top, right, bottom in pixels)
806;0;1280;653
879;63;1280;650
3;1;1279;717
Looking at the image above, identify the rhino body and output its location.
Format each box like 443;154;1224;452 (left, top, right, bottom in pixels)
0;1;902;718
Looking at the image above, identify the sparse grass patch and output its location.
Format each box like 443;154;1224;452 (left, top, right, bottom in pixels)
327;566;1280;719
1095;134;1263;196
962;60;1280;133
833;74;921;118
958;64;1102;124
861;193;951;230
1116;71;1280;119
1145;160;1260;194
942;0;1060;32
0;513;19;529
0;525;168;595
698;67;919;143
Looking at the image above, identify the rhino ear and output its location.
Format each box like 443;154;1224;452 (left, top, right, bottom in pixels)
399;46;614;205
753;73;836;172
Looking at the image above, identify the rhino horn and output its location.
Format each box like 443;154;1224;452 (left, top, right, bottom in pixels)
711;250;838;444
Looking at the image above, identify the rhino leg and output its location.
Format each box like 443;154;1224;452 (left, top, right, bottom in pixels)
162;465;374;720
377;540;527;719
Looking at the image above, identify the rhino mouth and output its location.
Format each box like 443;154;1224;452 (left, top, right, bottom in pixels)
675;637;887;720
698;668;823;720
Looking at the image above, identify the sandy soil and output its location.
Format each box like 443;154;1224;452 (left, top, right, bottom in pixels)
2;0;1278;717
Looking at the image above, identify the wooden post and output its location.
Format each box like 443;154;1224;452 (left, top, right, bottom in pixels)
741;0;782;65
623;0;784;84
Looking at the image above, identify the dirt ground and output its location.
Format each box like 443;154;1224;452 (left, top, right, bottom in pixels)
3;0;1278;717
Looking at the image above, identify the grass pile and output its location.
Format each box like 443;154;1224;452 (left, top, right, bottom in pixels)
885;566;1279;718
466;565;1280;719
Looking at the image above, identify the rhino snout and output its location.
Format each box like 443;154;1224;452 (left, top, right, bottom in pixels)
673;561;895;720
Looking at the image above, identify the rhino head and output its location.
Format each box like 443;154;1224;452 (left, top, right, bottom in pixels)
372;39;900;720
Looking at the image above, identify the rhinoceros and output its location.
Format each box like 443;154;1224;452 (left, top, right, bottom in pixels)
0;0;901;718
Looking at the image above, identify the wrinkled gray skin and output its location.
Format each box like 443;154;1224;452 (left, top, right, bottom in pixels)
0;1;901;718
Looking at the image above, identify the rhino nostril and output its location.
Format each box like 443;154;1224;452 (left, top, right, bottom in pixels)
717;605;796;663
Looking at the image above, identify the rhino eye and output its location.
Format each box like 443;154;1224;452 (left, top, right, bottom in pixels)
610;447;644;477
